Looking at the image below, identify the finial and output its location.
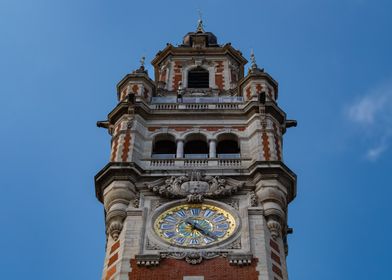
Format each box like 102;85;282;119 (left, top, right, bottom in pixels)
133;56;147;74
250;49;257;69
196;9;204;32
140;56;145;68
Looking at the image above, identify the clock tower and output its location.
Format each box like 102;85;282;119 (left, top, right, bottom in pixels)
95;21;297;280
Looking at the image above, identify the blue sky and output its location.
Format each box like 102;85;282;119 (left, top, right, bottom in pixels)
1;0;391;279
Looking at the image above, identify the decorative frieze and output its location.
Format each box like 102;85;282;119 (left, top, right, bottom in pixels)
160;251;228;264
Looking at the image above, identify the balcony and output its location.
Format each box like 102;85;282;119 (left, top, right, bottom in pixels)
146;158;246;169
150;96;244;111
151;96;243;104
151;102;242;111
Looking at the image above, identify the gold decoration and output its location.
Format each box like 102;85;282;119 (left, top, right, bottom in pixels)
154;203;237;247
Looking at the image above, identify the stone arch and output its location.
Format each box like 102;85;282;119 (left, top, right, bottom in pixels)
216;133;240;158
180;129;211;140
151;133;176;158
184;133;209;158
150;130;178;140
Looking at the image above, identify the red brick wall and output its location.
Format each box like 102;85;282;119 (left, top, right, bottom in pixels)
132;84;139;94
262;123;271;161
215;61;225;90
129;258;259;280
104;241;121;280
272;123;282;161
270;239;283;279
172;62;183;90
121;131;132;162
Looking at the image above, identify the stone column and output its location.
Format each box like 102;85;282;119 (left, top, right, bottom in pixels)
176;139;184;158
209;139;217;158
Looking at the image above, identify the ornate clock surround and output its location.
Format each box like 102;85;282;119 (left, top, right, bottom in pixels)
148;198;242;250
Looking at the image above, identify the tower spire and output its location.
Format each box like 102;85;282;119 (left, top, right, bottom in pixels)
250;49;257;69
250;49;264;72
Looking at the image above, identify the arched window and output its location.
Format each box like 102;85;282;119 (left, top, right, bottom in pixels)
152;134;176;158
217;134;240;158
187;67;209;88
184;134;208;158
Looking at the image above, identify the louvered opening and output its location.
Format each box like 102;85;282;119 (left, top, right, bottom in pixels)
188;67;209;88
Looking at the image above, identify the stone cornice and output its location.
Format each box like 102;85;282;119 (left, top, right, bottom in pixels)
105;100;286;126
247;161;297;203
94;161;296;204
94;162;143;202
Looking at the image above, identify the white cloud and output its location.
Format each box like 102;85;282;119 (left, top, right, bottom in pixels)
347;95;387;125
346;81;392;161
366;142;387;161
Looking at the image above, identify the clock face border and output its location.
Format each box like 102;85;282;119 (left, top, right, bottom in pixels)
149;199;241;249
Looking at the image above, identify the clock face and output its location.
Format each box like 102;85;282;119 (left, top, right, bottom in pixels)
154;203;237;247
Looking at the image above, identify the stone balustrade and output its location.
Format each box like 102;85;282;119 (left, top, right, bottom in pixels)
151;102;242;110
146;158;250;169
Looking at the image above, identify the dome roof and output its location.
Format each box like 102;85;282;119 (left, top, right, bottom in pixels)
182;31;218;47
180;20;219;48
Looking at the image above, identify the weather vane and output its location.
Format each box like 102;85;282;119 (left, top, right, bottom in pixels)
196;9;204;32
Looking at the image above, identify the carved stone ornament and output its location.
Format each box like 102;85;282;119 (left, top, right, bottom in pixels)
151;199;168;210
160;251;228;265
227;253;253;266
267;219;282;240
108;219;123;241
224;199;239;210
132;192;140;208
249;191;258;207
184;88;219;97
146;172;244;202
145;237;164;250
221;237;241;249
106;210;126;241
185;252;203;264
135;254;160;267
